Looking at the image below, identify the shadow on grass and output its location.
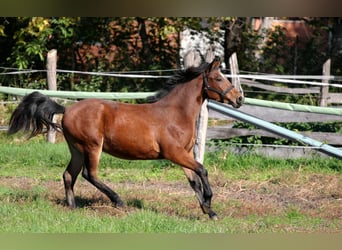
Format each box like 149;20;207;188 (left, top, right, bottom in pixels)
54;196;145;210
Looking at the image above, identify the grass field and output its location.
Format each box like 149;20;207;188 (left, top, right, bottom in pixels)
0;132;341;233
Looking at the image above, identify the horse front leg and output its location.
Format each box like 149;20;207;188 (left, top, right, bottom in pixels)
193;163;218;220
182;168;204;204
168;150;218;220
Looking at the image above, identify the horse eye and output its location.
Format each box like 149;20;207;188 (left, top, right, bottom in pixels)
216;78;222;82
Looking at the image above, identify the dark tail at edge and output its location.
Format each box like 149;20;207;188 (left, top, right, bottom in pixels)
8;91;65;138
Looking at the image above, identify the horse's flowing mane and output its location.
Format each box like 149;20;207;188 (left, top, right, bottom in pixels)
146;61;210;103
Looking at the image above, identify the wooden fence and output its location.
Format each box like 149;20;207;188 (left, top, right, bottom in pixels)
1;50;341;158
207;108;342;145
207;59;342;158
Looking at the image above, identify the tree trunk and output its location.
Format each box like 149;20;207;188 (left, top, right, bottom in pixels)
137;17;152;66
223;18;245;68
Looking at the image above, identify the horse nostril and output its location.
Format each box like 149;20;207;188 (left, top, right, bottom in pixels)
237;96;243;104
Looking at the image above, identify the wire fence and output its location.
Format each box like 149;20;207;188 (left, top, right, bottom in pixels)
1;67;342;88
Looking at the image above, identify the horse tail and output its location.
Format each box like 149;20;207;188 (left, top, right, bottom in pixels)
8;91;65;138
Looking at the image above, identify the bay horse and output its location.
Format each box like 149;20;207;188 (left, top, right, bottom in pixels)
8;56;243;219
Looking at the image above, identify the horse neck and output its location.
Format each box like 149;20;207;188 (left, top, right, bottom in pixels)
159;77;204;118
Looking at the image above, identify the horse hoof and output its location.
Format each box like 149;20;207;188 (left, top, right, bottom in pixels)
210;214;219;220
114;200;125;208
209;211;218;220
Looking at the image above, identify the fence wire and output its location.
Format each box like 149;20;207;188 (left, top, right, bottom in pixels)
1;67;342;88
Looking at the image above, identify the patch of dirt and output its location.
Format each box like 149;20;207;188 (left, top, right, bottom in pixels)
1;172;341;222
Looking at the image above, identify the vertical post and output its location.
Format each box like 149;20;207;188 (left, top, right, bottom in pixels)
194;49;216;163
46;49;57;143
194;100;209;164
229;52;244;97
183;48;212;164
320;59;330;107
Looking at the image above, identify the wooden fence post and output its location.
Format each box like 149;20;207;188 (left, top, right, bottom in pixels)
320;59;330;107
183;48;213;164
46;49;57;143
229;52;244;97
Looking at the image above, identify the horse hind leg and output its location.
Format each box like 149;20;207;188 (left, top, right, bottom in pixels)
63;146;83;208
82;147;124;208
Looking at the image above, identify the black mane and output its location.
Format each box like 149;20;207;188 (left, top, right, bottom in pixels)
146;61;210;103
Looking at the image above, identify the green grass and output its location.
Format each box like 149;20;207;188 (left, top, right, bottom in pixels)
206;149;341;181
0;185;339;233
0;132;341;233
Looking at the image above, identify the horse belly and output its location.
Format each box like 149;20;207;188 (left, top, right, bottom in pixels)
103;131;161;160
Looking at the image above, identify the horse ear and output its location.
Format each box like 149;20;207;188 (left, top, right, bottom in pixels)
207;56;221;72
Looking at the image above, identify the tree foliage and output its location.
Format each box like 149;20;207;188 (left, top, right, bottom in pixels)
0;17;215;92
0;17;341;94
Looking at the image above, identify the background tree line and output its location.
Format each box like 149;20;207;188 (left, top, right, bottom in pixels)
0;17;341;95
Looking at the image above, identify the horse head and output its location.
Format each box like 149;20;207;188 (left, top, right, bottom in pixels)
203;56;243;108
